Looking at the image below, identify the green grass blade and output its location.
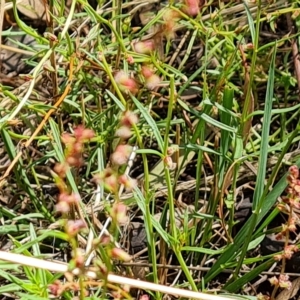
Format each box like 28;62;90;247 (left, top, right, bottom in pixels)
225;259;274;292
205;46;279;284
29;223;48;295
243;1;256;43
131;95;164;152
252;46;276;210
229;45;276;281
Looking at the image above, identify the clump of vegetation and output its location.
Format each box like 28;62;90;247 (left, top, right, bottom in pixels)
0;0;300;299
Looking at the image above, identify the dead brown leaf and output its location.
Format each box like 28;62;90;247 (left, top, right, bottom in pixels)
17;0;46;21
275;277;300;300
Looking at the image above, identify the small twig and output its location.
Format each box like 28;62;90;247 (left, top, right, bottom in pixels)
168;30;190;67
0;43;36;56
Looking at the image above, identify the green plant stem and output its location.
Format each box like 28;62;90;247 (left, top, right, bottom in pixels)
241;2;260;128
100;53;127;107
79;276;85;300
161;76;197;290
229;0;262;281
133;123;160;299
77;0;126;53
163;75;177;239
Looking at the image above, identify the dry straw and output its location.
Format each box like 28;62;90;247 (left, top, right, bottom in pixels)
0;250;233;300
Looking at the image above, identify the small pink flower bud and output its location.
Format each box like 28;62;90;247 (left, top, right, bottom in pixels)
112;290;122;300
97;234;111;246
104;174;119;193
92;171;106;184
73;142;83;153
294;183;300;193
126;55;134;64
167;145;179;156
163;22;176;39
279;274;289;281
54;163;69;178
163;8;181;23
114;71;138;94
281;224;288;234
288;217;297;232
93;168;118;190
183;0;200;17
61;133;75;145
44;32;58;42
290;198;300;209
285;186;294;194
112;202;128;224
118;174;137;191
65;220;87;237
49;280;63;296
134;40;155;54
164;156;176;170
283;244;298;259
289;244;298;252
55;200;70;213
74;125;95;141
273;254;283;261
289;165;299;179
66;155;83;167
283;248;293;259
287;174;296;186
123;284;130;293
95;260;108;275
120;111;138;127
257;293;270;300
269;276;279;286
58;192;80;204
162;9;181;40
245;43;254;50
278;274;291;289
145;74;161;90
279;280;292;289
288;223;297;232
116;126;132;139
55;195;76;212
110;248;131;262
141;65;155;79
72;248;85;269
111;145;132;166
